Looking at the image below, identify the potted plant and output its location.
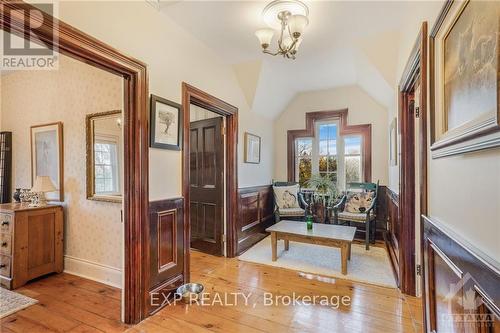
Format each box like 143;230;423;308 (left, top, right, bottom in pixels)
306;174;339;223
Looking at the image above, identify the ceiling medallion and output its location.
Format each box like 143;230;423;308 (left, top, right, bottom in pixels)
255;0;309;60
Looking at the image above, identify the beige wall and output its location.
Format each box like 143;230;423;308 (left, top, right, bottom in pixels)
274;86;389;185
390;0;500;265
1;55;124;283
55;1;274;200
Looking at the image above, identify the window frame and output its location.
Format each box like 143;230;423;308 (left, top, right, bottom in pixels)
94;134;121;196
287;109;371;185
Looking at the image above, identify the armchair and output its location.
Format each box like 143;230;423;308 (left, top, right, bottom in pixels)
272;181;309;222
333;181;379;250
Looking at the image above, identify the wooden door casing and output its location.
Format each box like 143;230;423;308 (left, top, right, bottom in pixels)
189;118;224;256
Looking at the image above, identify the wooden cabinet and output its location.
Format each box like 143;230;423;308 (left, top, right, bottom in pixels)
0;203;63;289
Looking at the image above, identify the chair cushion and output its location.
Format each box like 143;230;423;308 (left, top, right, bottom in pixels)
273;184;300;209
345;191;375;213
337;211;375;222
278;207;305;216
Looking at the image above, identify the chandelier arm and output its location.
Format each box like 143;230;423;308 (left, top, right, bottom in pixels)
263;49;281;56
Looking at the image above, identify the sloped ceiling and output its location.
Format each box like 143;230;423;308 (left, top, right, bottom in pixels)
159;1;438;119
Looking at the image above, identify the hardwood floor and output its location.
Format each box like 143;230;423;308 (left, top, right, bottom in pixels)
1;250;422;333
1;273;128;333
132;251;423;333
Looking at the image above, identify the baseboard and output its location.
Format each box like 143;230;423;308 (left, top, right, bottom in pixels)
63;255;122;289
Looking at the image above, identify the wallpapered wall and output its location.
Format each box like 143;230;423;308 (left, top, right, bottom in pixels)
1;54;124;273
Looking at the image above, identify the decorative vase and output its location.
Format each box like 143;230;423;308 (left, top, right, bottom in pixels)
13;188;22;203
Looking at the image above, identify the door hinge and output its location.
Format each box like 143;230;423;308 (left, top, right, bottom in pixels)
416;264;422;276
222;234;226;243
415;107;420;118
222;125;226;136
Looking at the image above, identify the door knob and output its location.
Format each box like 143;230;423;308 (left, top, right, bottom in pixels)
1;242;6;247
0;264;5;268
1;221;8;226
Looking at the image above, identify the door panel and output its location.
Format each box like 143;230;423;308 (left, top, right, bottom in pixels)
190;117;224;256
147;198;184;316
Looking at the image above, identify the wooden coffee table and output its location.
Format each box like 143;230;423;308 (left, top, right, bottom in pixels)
265;221;357;275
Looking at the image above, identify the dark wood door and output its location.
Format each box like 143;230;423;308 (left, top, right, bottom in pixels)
189;117;224;256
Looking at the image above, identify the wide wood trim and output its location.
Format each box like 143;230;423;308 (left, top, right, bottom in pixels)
286;109;372;183
398;22;428;299
182;83;239;283
0;2;149;324
423;216;500;332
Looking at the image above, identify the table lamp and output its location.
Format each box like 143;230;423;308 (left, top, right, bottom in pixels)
31;176;56;207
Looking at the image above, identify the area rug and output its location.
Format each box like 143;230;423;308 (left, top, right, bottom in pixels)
238;236;396;288
0;287;38;318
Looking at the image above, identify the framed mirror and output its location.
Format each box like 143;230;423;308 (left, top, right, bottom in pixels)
86;110;123;203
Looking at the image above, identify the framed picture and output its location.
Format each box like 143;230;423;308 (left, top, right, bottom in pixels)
244;132;261;164
150;94;182;150
389;118;398;166
430;0;500;158
30;122;64;202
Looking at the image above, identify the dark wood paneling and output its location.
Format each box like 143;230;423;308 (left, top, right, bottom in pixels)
147;198;185;316
423;216;500;332
237;185;274;255
287;109;372;183
384;187;400;287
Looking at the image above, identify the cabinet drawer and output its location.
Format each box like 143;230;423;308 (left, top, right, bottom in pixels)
0;214;12;234
0;255;11;278
0;233;11;255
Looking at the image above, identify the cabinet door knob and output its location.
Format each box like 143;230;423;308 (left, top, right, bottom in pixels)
0;264;5;268
1;242;6;247
1;221;8;226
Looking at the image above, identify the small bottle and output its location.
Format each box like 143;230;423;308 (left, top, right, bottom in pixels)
306;215;313;230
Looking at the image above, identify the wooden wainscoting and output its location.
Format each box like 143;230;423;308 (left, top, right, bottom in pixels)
423;216;500;332
385;187;400;287
146;198;185;316
236;185;274;255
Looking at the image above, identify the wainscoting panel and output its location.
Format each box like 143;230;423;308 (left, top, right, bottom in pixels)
147;197;185;315
385;187;400;287
423;216;500;332
237;185;274;255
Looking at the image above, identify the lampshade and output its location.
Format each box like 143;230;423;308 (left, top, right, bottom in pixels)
288;14;308;38
255;28;275;48
31;176;56;193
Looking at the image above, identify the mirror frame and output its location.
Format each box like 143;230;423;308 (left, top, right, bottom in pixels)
86;110;123;203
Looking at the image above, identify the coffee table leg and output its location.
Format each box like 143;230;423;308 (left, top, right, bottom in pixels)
271;232;277;261
284;239;289;251
341;244;348;275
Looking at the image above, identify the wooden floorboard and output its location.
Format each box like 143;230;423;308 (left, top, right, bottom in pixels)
134;251;423;333
1;251;422;332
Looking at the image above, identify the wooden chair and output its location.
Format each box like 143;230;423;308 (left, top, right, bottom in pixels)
272;181;309;222
333;181;379;250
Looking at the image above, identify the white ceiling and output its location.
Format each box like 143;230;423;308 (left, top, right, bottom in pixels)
160;1;435;119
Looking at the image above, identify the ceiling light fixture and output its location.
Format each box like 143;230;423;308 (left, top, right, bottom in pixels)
255;0;309;60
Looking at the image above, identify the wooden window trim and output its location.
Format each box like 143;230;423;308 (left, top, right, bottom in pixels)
287;109;372;183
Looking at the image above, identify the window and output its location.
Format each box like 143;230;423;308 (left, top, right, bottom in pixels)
295;121;364;189
94;139;120;195
295;138;312;187
344;136;362;184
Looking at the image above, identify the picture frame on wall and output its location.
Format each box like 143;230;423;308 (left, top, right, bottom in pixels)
430;0;500;158
389;118;398;166
244;132;261;164
150;94;183;150
30;122;64;202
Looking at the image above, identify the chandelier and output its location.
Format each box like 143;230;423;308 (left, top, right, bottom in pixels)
255;0;309;60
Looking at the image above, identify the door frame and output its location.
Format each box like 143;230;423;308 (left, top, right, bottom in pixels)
398;22;428;298
181;83;238;282
0;2;149;324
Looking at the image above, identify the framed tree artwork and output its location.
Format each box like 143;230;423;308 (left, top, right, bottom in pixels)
30;122;64;202
150;94;183;150
430;0;500;158
244;132;261;164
